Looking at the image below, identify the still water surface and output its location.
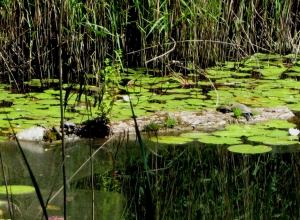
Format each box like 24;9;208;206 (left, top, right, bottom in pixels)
0;135;299;219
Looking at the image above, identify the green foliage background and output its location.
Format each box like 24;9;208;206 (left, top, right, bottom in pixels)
0;0;299;84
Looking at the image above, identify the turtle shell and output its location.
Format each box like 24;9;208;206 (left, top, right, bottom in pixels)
232;104;252;121
231;104;251;114
216;105;231;113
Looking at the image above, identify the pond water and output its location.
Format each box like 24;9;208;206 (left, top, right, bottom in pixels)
0;133;300;219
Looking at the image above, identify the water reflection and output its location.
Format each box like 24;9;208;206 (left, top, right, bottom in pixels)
0;139;125;219
120;138;300;219
0;135;300;219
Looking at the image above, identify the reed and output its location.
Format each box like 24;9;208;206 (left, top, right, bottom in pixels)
121;141;300;219
0;0;299;90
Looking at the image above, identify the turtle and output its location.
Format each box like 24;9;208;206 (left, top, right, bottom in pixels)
231;103;252;121
216;105;231;113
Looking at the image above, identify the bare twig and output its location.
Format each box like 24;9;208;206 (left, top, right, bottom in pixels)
145;37;176;65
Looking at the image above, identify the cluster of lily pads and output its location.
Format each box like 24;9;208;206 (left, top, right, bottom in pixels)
113;52;300;120
0;53;300;140
149;119;299;154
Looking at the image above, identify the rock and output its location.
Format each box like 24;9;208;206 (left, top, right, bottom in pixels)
16;125;46;142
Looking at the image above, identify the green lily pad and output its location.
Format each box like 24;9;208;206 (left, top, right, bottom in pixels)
0;119;10;128
120;86;149;94
206;70;232;78
180;132;210;139
44;89;61;96
266;129;289;137
213;127;270;137
0;185;35;195
36;99;60;105
198;135;242;145
248;135;299;146
165;88;192;93
149;136;193;144
120;109;147;117
231;72;250;78
6;93;26;99
263;139;299;146
247;135;273;143
228;144;272;154
263;120;296;129
28;93;54;100
150;95;175;101
184;99;205;106
142;103;165;111
261;89;298;98
287;65;300;72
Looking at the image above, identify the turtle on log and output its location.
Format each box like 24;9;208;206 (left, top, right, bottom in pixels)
231;103;252;121
216;103;253;121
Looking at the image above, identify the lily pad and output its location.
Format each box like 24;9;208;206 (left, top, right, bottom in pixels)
263;120;296;129
266;129;289;137
184;99;205;106
0;185;35;195
263;138;299;146
149;136;193;144
228;144;272;154
36;99;60;105
247;135;275;143
248;135;299;146
180;132;210;139
198;135;242;145
212;127;270;137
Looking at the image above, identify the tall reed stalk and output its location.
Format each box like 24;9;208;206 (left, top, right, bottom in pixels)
0;0;299;90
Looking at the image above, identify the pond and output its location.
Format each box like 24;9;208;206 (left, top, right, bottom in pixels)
0;132;300;219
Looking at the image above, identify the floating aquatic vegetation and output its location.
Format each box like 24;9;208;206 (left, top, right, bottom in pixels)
228;144;272;154
247;135;299;146
180;132;209;139
198;135;242;145
263;120;296;129
184;98;206;106
149;136;193;144
0;185;35;195
266;129;289;137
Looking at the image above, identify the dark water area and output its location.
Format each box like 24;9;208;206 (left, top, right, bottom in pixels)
0;136;300;219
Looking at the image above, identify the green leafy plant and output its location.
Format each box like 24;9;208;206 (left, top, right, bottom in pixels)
98;51;122;117
165;116;177;128
232;107;243;118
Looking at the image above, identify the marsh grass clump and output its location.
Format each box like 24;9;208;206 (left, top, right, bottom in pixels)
143;122;161;133
165;116;177;128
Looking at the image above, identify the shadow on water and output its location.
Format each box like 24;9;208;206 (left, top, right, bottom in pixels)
120;137;300;220
0;135;300;219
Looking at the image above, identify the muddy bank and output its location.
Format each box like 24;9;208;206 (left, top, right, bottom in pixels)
14;106;296;142
111;106;296;134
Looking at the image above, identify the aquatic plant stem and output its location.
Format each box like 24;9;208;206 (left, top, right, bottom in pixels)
127;91;155;220
58;0;67;218
0;152;13;219
34;134;117;220
6;117;48;219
